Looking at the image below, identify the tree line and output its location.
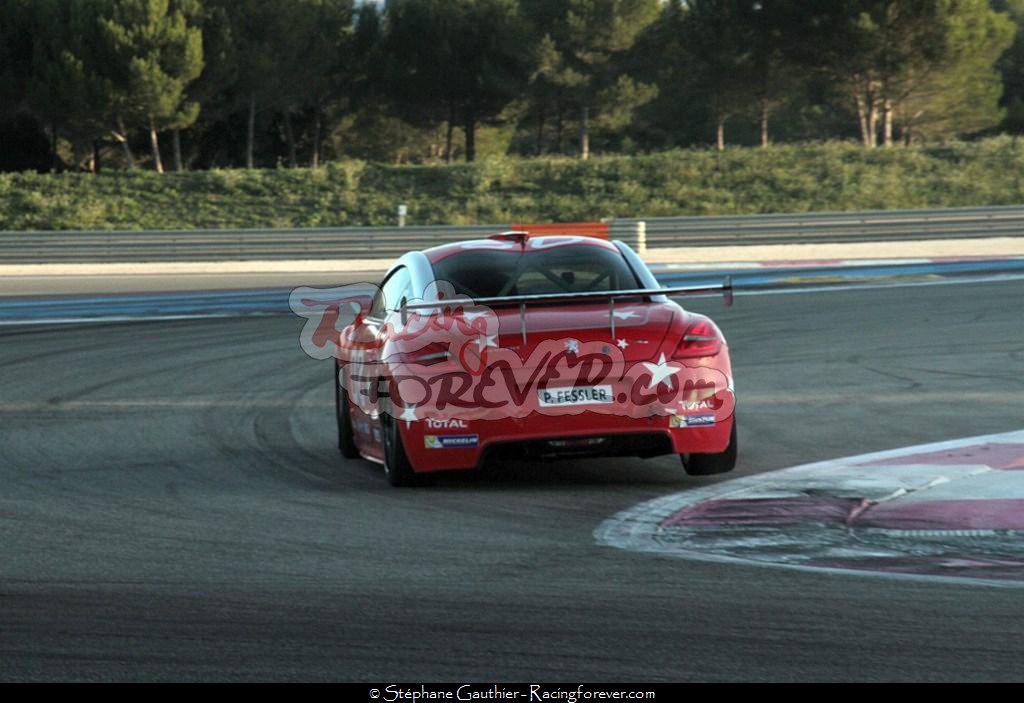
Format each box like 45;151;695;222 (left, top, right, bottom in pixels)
2;0;1023;172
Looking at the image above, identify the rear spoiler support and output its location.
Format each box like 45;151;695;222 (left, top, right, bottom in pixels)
402;276;733;343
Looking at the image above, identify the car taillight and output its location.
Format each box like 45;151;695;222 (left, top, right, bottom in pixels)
392;342;450;366
673;319;722;358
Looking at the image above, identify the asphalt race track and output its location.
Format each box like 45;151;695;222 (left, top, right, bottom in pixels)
1;279;1023;681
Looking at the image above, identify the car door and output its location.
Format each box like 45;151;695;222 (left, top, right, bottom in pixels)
352;266;413;460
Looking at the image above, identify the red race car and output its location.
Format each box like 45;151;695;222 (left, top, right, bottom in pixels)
333;232;736;485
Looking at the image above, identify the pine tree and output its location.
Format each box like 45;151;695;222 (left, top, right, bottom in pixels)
0;1;32;122
783;0;1011;147
522;0;659;159
382;0;529;162
278;1;354;168
679;0;760;150
97;0;204;172
896;0;1015;142
995;0;1024;132
22;0;114;170
204;0;279;169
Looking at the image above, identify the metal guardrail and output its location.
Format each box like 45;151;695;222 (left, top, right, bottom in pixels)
0;224;507;263
612;205;1024;251
2;206;1023;263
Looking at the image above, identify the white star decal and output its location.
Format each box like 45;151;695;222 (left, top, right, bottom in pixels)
475;334;498;349
564;339;580;354
616;338;629;349
642;353;681;390
613;310;637;320
400;405;418;428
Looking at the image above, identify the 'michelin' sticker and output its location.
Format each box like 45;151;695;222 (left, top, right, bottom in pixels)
425;434;480;449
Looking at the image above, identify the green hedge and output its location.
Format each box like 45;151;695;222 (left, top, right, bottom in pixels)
3;138;1024;231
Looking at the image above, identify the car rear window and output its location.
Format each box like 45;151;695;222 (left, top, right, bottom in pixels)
431;246;641;299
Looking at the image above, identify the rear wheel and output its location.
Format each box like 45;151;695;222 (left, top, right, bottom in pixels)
334;365;360;459
382;415;419;487
682;419;737;476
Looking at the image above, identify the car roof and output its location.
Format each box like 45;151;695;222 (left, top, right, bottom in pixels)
423;234;620;264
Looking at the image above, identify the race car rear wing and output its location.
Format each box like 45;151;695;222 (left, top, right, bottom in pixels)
401;277;732;342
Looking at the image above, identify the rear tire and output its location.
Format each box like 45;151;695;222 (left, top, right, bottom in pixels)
335;365;360;459
682;419;737;476
382;415;419;487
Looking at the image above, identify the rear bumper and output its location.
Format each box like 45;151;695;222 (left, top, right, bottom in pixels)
400;406;735;473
